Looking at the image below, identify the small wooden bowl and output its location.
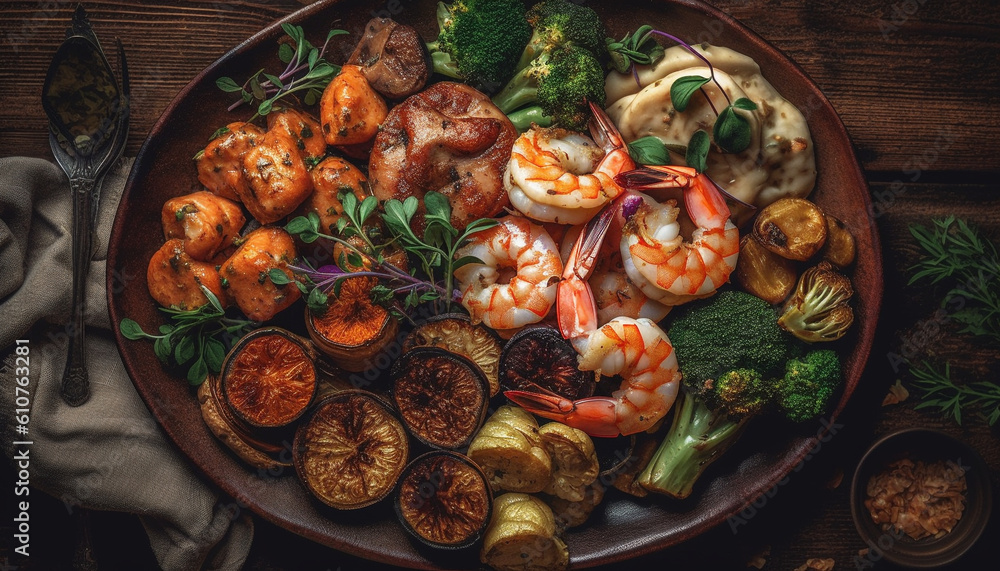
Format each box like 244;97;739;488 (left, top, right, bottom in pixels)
850;428;993;568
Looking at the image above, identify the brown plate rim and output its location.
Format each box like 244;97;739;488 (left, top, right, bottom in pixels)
107;0;883;567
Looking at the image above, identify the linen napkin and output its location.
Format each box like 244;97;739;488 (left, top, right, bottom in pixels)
0;156;254;570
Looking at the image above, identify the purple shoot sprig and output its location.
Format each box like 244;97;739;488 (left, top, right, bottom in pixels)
215;24;348;120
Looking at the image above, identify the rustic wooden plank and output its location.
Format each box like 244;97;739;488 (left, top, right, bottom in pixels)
2;0;998;175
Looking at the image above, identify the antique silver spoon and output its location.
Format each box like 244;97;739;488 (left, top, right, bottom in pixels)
42;6;130;406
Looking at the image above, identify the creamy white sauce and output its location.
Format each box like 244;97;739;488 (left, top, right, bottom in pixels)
605;44;816;224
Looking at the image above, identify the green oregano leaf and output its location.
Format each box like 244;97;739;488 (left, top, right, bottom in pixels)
627;136;671;166
119;318;147;340
686;129;711;173
713;106;752;154
215;76;242;93
731;97;758;111
268;268;291;285
670;75;710;112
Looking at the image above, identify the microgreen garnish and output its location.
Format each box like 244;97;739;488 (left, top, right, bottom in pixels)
606;25;665;76
216;24;348;120
119;286;254;385
627;136;671;166
615;27;758;172
282;192;496;318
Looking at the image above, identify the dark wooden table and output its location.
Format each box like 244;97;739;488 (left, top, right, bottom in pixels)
2;0;998;569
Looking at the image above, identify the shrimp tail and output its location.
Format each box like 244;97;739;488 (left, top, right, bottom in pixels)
588;101;625;153
504;390;621;438
556;195;641;342
684;172;733;228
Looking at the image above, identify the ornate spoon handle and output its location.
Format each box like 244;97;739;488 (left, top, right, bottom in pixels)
61;175;95;407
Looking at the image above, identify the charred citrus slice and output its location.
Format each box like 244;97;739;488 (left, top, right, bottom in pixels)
294;391;409;509
221;328;317;429
307;276;399;372
395;450;492;549
499;326;595;401
402;313;502;395
391;347;489;450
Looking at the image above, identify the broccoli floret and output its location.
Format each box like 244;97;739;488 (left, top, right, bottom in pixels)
515;0;607;71
669;290;795;387
778;349;841;422
492;44;605;131
637;368;777;498
708;368;776;419
426;0;532;93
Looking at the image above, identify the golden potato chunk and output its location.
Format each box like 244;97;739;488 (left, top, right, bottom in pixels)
267;107;326;163
146;239;226;310
221;227;299;322
468;405;551;494
480;493;568;571
240;130;314;224
196;122;263;202
161;191;245;262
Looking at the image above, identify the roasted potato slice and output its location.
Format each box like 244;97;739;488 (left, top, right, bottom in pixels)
538;422;599;502
753;197;827;261
480;493;568;571
468;405;551;494
735;234;799;305
197;376;288;471
819;214;857;268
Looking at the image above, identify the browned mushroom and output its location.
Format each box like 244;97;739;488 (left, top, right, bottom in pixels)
347;17;430;100
368;82;516;231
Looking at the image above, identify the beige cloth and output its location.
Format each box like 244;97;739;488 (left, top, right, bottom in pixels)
0;156;253;570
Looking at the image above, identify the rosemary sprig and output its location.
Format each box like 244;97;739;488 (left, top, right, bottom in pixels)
215;23;348;120
909;216;1000;342
119;286;254;385
910;361;1000;426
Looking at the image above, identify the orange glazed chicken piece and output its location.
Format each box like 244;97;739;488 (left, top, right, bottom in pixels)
221;227;300;322
294;156;370;235
161;191;245;262
240;130;315;224
196;122;263;202
320;64;388;147
267;108;326;163
147;239;227;310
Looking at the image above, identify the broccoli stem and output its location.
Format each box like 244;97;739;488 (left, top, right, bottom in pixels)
427;46;462;80
638;389;750;499
492;70;539;114
505;106;553;132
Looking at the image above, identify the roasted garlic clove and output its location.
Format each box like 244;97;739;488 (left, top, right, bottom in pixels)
480;493;569;571
819;214;857;268
468;405;552;494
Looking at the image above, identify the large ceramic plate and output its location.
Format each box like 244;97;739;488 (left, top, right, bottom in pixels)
108;0;882;567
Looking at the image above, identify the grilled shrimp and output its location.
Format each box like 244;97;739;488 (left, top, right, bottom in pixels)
617;166;740;304
506;199;681;437
506;102;633;225
560;220;669;324
454;215;563;331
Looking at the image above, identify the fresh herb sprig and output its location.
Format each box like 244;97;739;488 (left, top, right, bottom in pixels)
216;24;348;120
119;286;254;385
904;217;1000;426
909;216;1000;342
282;191;497;316
608;27;757;170
910;361;1000;426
